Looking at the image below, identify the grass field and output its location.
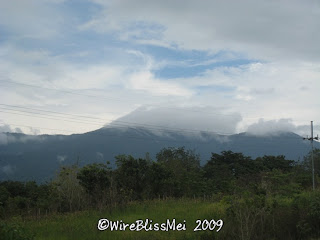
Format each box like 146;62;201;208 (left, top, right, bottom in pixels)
11;198;228;240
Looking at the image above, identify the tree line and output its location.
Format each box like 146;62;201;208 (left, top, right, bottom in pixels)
0;147;319;216
1;147;320;239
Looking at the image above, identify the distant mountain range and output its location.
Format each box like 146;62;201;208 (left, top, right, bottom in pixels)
0;127;318;182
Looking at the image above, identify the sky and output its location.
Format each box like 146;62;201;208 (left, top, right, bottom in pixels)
0;0;319;137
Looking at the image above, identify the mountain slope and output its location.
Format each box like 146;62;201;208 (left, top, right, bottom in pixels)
0;127;317;182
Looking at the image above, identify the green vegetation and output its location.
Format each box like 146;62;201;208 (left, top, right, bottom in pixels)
1;147;320;240
12;199;227;240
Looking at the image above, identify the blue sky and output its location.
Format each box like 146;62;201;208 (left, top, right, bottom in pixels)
0;0;319;136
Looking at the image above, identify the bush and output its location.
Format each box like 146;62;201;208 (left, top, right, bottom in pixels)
0;221;34;240
294;190;320;239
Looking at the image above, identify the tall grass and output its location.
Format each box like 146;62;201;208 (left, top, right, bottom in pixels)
15;198;227;240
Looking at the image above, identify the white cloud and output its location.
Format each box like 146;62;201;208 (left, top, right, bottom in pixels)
108;106;319;137
1;46;319;135
1;164;15;175
96;152;104;160
57;155;67;162
0;124;12;133
175;61;320;127
0;124;48;144
127;71;193;96
0;45;196;135
0;0;64;38
0;1;319;137
109;105;242;135
85;0;320;62
246;119;296;136
245;119;320;137
0;124;23;134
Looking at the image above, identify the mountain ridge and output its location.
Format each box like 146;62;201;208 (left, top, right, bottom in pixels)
0;127;318;182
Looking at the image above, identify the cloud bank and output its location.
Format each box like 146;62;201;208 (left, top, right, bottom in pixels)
0;0;319;136
109;106;242;135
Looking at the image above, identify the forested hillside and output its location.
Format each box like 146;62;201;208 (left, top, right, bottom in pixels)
1;148;320;239
1;128;317;182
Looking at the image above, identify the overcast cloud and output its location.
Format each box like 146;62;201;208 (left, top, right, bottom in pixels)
247;119;308;136
110;106;242;135
0;0;319;137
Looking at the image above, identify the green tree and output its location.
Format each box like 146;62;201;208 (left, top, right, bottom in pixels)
77;163;111;209
52;164;85;212
261;169;302;196
0;186;10;207
0;181;26;199
226;192;268;240
156;147;202;197
115;155;151;201
146;162;171;199
204;151;258;193
255;155;294;172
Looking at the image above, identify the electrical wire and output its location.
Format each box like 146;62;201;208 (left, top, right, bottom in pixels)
0;79;264;118
0;107;237;135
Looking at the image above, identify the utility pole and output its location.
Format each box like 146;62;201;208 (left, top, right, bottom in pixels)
303;121;319;190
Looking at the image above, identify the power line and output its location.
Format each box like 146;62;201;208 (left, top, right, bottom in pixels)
1;121;309;147
1;115;310;143
0;79;125;102
1;106;315;138
0;79;263;118
0;106;238;135
1;104;317;139
0;103;263;135
0;106;110;124
0;110;237;135
0;110;105;126
1;81;316;137
0;104;119;120
3;123;83;134
0;122;230;145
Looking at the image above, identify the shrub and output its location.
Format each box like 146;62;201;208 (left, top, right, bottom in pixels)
0;221;34;240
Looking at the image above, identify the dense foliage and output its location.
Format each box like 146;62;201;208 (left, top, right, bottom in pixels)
0;147;319;240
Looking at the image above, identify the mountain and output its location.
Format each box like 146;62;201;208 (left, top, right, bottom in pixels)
0;127;318;182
